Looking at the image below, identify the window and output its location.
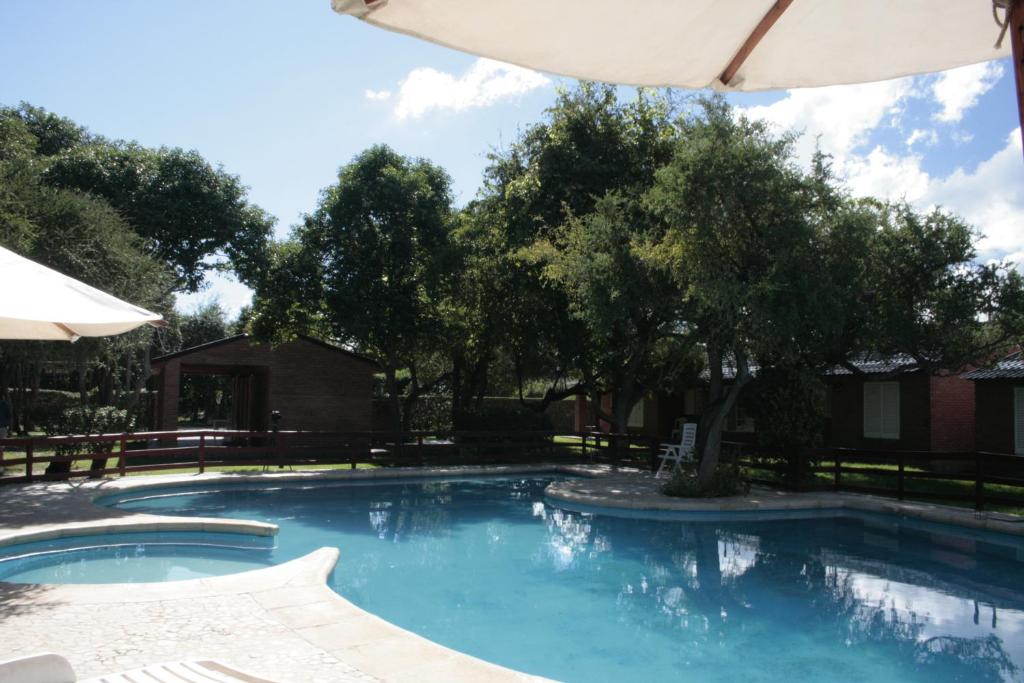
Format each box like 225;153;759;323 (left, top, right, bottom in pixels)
628;400;645;428
1015;387;1024;456
864;382;900;440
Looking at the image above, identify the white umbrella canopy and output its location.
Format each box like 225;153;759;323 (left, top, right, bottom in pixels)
0;246;165;342
332;0;1010;90
332;0;1023;147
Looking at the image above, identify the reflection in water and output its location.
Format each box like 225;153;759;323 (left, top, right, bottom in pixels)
107;477;1024;683
539;505;1024;682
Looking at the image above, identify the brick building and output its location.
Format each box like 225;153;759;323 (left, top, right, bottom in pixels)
823;357;975;452
150;335;378;432
577;355;977;452
963;351;1024;455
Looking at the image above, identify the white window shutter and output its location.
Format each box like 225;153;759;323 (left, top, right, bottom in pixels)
864;382;900;439
628;400;644;428
1014;387;1024;455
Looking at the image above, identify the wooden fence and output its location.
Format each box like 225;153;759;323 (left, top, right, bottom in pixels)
3;429;1021;512
0;429;657;485
732;443;1024;511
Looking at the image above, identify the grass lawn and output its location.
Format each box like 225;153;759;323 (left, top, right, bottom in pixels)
741;459;1024;516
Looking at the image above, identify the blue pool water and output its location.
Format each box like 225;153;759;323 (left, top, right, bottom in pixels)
0;531;275;583
4;476;1024;682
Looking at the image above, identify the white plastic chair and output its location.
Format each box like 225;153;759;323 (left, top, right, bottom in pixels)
656;422;697;478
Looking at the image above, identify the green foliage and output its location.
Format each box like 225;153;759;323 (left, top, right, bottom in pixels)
178;302;230;350
470;84;680;421
23;389;79;430
406;395;453;432
45;405;136;438
44;405;136;471
453;404;553;432
251;145;456;430
662;463;750;498
44;142;273;291
748;366;825;459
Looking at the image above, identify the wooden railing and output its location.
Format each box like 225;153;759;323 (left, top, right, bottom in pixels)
732;443;1024;511
0;429;649;485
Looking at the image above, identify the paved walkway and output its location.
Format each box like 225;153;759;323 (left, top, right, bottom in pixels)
546;472;1024;535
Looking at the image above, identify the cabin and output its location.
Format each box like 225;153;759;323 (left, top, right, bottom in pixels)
150;335;378;433
575;355;976;452
822;356;974;452
963;352;1024;455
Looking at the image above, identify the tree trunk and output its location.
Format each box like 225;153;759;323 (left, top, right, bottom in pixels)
23;361;41;432
384;364;403;438
77;357;89;407
696;346;752;488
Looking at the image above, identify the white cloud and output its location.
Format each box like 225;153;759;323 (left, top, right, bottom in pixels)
391;58;550;120
843;146;931;203
364;89;392;101
921;128;1024;258
905;128;937;148
742;77;915;164
740;69;1023;267
931;61;1004;123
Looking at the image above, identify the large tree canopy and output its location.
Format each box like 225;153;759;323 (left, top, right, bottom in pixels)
252;144;456;431
646;97;1024;488
1;103;273;293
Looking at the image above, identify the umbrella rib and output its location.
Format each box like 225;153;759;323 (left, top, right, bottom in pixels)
719;0;795;86
55;323;79;340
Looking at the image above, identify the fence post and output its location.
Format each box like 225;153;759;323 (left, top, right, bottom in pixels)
198;433;206;474
25;439;34;483
897;452;905;500
833;451;841;491
580;433;587;461
118;434;128;477
649;437;659;473
974;452;984;511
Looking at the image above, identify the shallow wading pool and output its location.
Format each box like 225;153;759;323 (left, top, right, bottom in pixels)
2;476;1024;682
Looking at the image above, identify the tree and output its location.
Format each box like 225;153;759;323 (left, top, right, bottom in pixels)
474;84;678;417
252;145;456;432
0;106;175;429
648;97;1024;490
44;142;273;291
524;193;688;432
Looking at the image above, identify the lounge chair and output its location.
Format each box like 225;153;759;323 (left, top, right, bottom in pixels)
0;653;278;683
655;422;697;478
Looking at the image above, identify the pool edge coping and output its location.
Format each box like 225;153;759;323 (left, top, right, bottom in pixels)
0;545;551;682
543;474;1024;536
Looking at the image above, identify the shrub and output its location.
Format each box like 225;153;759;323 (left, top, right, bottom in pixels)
453;403;552;432
44;406;136;476
408;395;453;432
661;463;750;498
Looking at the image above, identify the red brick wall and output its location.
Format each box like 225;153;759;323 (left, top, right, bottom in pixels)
928;374;976;452
152;338;376;432
974;380;1018;454
826;373;931;450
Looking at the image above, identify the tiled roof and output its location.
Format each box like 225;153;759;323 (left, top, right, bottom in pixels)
962;352;1024;380
823;354;920;376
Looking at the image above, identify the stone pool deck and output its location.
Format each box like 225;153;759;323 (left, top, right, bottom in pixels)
1;464;1022;682
545;473;1024;536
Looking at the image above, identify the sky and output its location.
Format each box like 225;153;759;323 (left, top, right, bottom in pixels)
2;0;1022;318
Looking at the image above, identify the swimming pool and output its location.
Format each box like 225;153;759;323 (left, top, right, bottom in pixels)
0;531;276;583
5;476;1024;682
